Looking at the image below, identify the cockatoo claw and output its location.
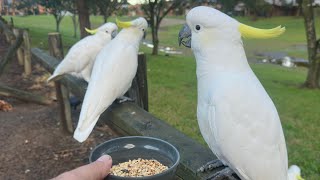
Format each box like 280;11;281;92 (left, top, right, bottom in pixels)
197;159;224;173
206;167;237;180
116;96;135;104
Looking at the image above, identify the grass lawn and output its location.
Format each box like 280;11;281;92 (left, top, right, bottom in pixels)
3;15;320;179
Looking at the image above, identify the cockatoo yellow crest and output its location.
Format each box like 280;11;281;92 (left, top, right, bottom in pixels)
239;23;286;39
85;27;98;34
116;18;133;28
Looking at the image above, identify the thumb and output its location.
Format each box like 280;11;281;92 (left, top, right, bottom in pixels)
65;155;113;180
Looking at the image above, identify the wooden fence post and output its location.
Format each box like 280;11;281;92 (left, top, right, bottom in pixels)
22;29;31;75
48;32;73;134
13;28;24;65
48;32;64;59
126;53;149;111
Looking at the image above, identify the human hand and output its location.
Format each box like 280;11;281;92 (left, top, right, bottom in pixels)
53;155;112;180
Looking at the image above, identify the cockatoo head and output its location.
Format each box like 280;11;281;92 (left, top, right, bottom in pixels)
288;165;304;180
116;17;148;40
179;6;285;50
85;22;118;39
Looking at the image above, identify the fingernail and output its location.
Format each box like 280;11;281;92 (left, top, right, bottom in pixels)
97;155;111;162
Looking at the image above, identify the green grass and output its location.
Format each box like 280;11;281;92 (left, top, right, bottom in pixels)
3;15;320;179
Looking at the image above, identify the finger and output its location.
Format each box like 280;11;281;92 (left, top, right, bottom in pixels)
55;155;112;180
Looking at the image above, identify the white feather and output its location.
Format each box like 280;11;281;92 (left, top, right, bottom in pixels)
47;23;118;82
187;6;288;179
73;18;148;142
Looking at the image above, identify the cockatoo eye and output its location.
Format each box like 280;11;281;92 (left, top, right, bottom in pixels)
106;30;109;33
142;28;145;31
195;25;201;31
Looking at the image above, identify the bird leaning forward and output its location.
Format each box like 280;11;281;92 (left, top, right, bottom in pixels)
47;22;118;83
73;17;148;143
178;6;303;180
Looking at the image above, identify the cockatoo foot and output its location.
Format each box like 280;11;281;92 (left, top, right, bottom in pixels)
116;96;134;103
206;167;237;180
197;159;224;173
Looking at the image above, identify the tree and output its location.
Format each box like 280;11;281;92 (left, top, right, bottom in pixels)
39;0;67;32
16;0;38;15
218;0;238;13
93;0;122;23
76;0;90;38
242;0;271;18
300;0;320;88
142;0;187;55
63;0;78;38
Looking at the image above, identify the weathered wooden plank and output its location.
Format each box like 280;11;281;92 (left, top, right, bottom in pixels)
23;29;31;75
55;83;74;134
13;28;24;65
0;17;15;41
48;32;64;59
126;53;149;111
0;83;51;105
136;53;148;111
48;33;73;134
31;48;222;180
0;31;23;75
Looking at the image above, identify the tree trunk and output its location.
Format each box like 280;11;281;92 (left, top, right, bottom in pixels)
103;15;107;23
151;24;159;55
71;15;78;38
301;0;320;88
76;0;90;39
56;19;60;32
12;0;16;16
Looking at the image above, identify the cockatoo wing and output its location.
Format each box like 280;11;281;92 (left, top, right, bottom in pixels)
73;42;138;142
47;35;105;82
198;72;288;180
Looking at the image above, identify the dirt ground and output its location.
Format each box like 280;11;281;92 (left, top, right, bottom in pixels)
0;34;119;179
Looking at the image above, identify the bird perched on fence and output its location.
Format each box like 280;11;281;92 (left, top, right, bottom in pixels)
47;22;118;83
73;17;148;143
178;6;302;180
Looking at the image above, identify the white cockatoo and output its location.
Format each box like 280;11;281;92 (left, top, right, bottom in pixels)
47;22;118;82
288;165;305;180
178;6;299;180
73;17;148;143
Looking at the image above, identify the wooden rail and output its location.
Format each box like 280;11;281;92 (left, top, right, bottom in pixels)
31;48;229;180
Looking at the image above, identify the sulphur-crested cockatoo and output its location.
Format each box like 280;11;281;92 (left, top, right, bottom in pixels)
47;22;118;82
288;165;305;180
73;17;148;143
178;6;296;180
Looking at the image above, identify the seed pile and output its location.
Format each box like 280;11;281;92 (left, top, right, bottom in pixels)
110;158;168;177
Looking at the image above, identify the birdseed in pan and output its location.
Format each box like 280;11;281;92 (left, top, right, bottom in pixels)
110;158;168;177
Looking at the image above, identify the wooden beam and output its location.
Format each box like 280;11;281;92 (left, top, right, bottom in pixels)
125;53;149;111
31;48;224;180
0;31;23;76
0;17;15;41
48;32;64;59
0;83;51;105
48;33;73;134
13;28;24;65
22;29;31;75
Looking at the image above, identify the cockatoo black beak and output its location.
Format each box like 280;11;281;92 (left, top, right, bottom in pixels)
178;24;191;48
111;30;117;39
